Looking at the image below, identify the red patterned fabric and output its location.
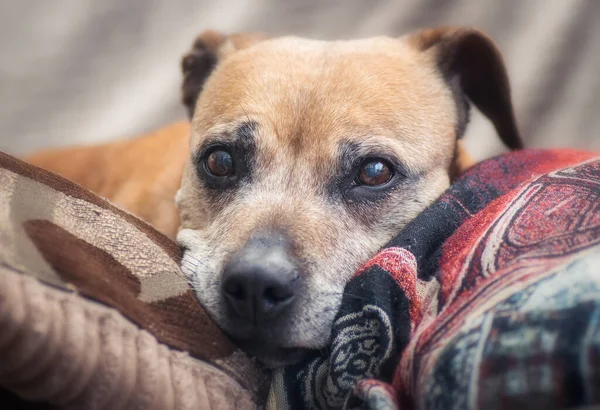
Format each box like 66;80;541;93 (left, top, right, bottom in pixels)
272;149;600;410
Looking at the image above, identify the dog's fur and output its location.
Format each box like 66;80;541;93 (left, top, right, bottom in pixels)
25;27;522;365
26;122;190;238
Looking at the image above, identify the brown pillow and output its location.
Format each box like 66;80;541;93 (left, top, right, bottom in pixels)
0;152;268;409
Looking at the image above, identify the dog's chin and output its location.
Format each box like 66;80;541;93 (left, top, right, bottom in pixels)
230;337;316;368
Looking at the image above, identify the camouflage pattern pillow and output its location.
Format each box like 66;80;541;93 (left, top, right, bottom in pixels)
0;151;268;409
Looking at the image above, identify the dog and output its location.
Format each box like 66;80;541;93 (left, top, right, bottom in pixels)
26;27;522;367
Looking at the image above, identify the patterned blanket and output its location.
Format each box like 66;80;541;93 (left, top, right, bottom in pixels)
270;149;600;410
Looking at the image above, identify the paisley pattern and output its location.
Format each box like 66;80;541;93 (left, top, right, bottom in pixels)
271;149;600;410
302;305;394;409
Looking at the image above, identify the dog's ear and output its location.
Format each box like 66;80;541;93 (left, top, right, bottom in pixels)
181;30;269;118
408;27;523;150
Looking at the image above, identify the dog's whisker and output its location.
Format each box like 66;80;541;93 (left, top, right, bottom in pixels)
236;100;253;124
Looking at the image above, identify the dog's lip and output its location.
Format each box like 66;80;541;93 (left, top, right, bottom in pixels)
230;336;316;367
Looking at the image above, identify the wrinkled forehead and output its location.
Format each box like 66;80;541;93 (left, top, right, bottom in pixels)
191;36;457;168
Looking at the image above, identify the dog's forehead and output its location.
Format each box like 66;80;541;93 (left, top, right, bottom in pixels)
192;36;457;168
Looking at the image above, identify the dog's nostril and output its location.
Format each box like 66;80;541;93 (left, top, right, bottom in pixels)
263;285;294;305
224;279;246;301
221;267;299;324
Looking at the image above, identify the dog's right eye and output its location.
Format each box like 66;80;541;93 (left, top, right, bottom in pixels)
206;150;235;177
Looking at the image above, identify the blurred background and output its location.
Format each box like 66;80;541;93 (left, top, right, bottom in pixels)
0;0;599;160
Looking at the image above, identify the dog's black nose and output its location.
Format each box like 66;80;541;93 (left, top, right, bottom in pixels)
221;232;300;325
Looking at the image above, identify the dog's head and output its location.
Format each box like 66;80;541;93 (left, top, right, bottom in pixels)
176;27;522;366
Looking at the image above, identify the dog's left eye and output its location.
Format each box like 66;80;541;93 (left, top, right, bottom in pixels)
206;150;235;177
356;159;393;186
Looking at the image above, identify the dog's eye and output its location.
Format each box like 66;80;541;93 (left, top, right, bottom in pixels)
206;150;235;177
357;159;392;186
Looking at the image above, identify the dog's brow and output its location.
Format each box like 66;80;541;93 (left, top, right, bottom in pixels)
197;121;258;153
236;121;257;140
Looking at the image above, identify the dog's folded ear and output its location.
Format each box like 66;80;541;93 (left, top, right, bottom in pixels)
181;30;270;118
408;27;523;150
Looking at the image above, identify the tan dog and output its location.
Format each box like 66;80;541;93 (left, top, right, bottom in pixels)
26;27;522;366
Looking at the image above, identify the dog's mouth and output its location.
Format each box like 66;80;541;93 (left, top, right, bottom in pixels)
230;335;316;368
